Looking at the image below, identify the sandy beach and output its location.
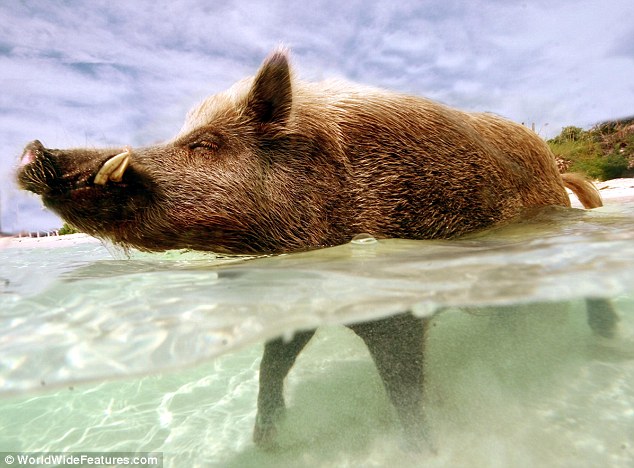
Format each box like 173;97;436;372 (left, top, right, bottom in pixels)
1;232;100;250
2;178;633;250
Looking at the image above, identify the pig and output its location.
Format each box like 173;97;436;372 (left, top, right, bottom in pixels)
16;48;613;450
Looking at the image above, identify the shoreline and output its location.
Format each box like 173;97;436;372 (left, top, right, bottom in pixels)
0;232;100;250
2;178;633;250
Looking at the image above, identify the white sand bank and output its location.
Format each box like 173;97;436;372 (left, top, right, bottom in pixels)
1;232;100;250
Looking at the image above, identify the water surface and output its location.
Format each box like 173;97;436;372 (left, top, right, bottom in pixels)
1;203;633;467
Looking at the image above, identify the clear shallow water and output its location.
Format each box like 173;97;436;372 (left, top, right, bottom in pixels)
0;204;633;467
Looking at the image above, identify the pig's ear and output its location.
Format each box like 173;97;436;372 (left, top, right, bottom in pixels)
247;50;292;127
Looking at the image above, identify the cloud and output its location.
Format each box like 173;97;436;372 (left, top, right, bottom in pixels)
1;0;634;232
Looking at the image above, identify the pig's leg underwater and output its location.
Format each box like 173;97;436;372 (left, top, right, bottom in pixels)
586;298;619;338
350;313;431;450
254;330;316;448
253;312;430;450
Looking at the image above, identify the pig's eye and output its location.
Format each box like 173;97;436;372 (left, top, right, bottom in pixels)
190;141;218;151
189;140;219;152
181;130;223;154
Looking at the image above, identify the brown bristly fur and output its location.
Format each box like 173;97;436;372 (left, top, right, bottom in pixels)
17;49;598;254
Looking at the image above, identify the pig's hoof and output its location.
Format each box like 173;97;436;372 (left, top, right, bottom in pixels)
253;408;286;450
253;421;280;450
401;421;437;454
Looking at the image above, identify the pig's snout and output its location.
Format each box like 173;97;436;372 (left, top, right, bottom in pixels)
17;140;134;196
93;147;132;185
17;140;64;195
20;140;46;167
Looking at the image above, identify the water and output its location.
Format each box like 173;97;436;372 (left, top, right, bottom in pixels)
1;203;633;467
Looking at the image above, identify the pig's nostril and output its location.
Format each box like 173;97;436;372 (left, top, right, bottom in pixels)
20;149;36;167
20;140;46;167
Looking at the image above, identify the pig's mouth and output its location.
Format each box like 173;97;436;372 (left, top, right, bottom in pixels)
17;140;134;198
16;140;162;245
16;139;158;240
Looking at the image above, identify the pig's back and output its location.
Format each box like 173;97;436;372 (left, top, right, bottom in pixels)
299;82;569;239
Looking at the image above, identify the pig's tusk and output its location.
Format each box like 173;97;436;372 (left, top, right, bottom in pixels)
94;147;131;185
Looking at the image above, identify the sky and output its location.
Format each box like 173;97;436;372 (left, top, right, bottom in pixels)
1;0;633;233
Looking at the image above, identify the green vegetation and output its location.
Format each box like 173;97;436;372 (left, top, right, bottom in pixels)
58;223;80;235
547;118;634;181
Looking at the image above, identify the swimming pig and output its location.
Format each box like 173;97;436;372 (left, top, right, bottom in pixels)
16;49;610;450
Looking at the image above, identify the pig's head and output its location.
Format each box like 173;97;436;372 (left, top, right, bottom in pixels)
16;50;350;254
